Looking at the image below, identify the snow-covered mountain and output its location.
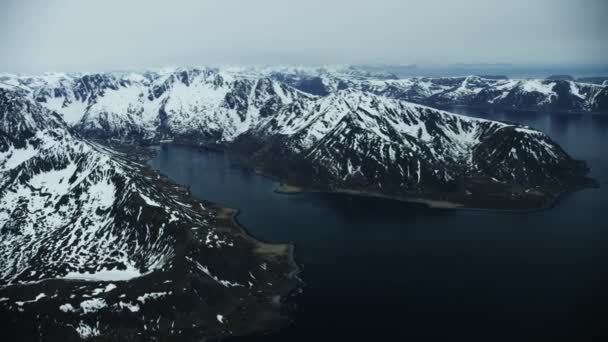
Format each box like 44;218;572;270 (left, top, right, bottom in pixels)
1;67;606;141
231;90;592;207
265;71;608;112
0;67;596;207
0;88;296;340
362;76;608;112
1;68;314;141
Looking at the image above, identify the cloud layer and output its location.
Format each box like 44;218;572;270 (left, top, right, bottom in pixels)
1;0;606;72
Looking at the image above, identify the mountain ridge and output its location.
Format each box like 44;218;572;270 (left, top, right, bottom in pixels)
229;90;594;208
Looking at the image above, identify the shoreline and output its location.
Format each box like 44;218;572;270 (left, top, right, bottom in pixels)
141;145;303;335
274;183;465;209
230;144;595;212
214;206;301;285
136;142;303;335
144;145;302;295
153;142;595;212
272;181;584;213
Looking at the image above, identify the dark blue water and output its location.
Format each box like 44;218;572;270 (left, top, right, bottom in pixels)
149;111;608;341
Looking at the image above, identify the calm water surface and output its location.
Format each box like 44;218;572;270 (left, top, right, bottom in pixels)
149;110;608;341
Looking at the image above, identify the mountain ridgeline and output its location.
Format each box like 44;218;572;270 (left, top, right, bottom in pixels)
0;67;598;208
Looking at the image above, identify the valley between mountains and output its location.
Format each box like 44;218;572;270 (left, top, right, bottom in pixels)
0;66;600;340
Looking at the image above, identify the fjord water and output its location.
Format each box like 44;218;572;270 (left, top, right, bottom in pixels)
149;111;608;341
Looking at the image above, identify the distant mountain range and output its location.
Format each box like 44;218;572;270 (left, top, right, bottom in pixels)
264;68;608;112
1;67;606;132
0;66;595;208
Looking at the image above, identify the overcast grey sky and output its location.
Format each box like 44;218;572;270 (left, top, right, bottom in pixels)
1;0;606;73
